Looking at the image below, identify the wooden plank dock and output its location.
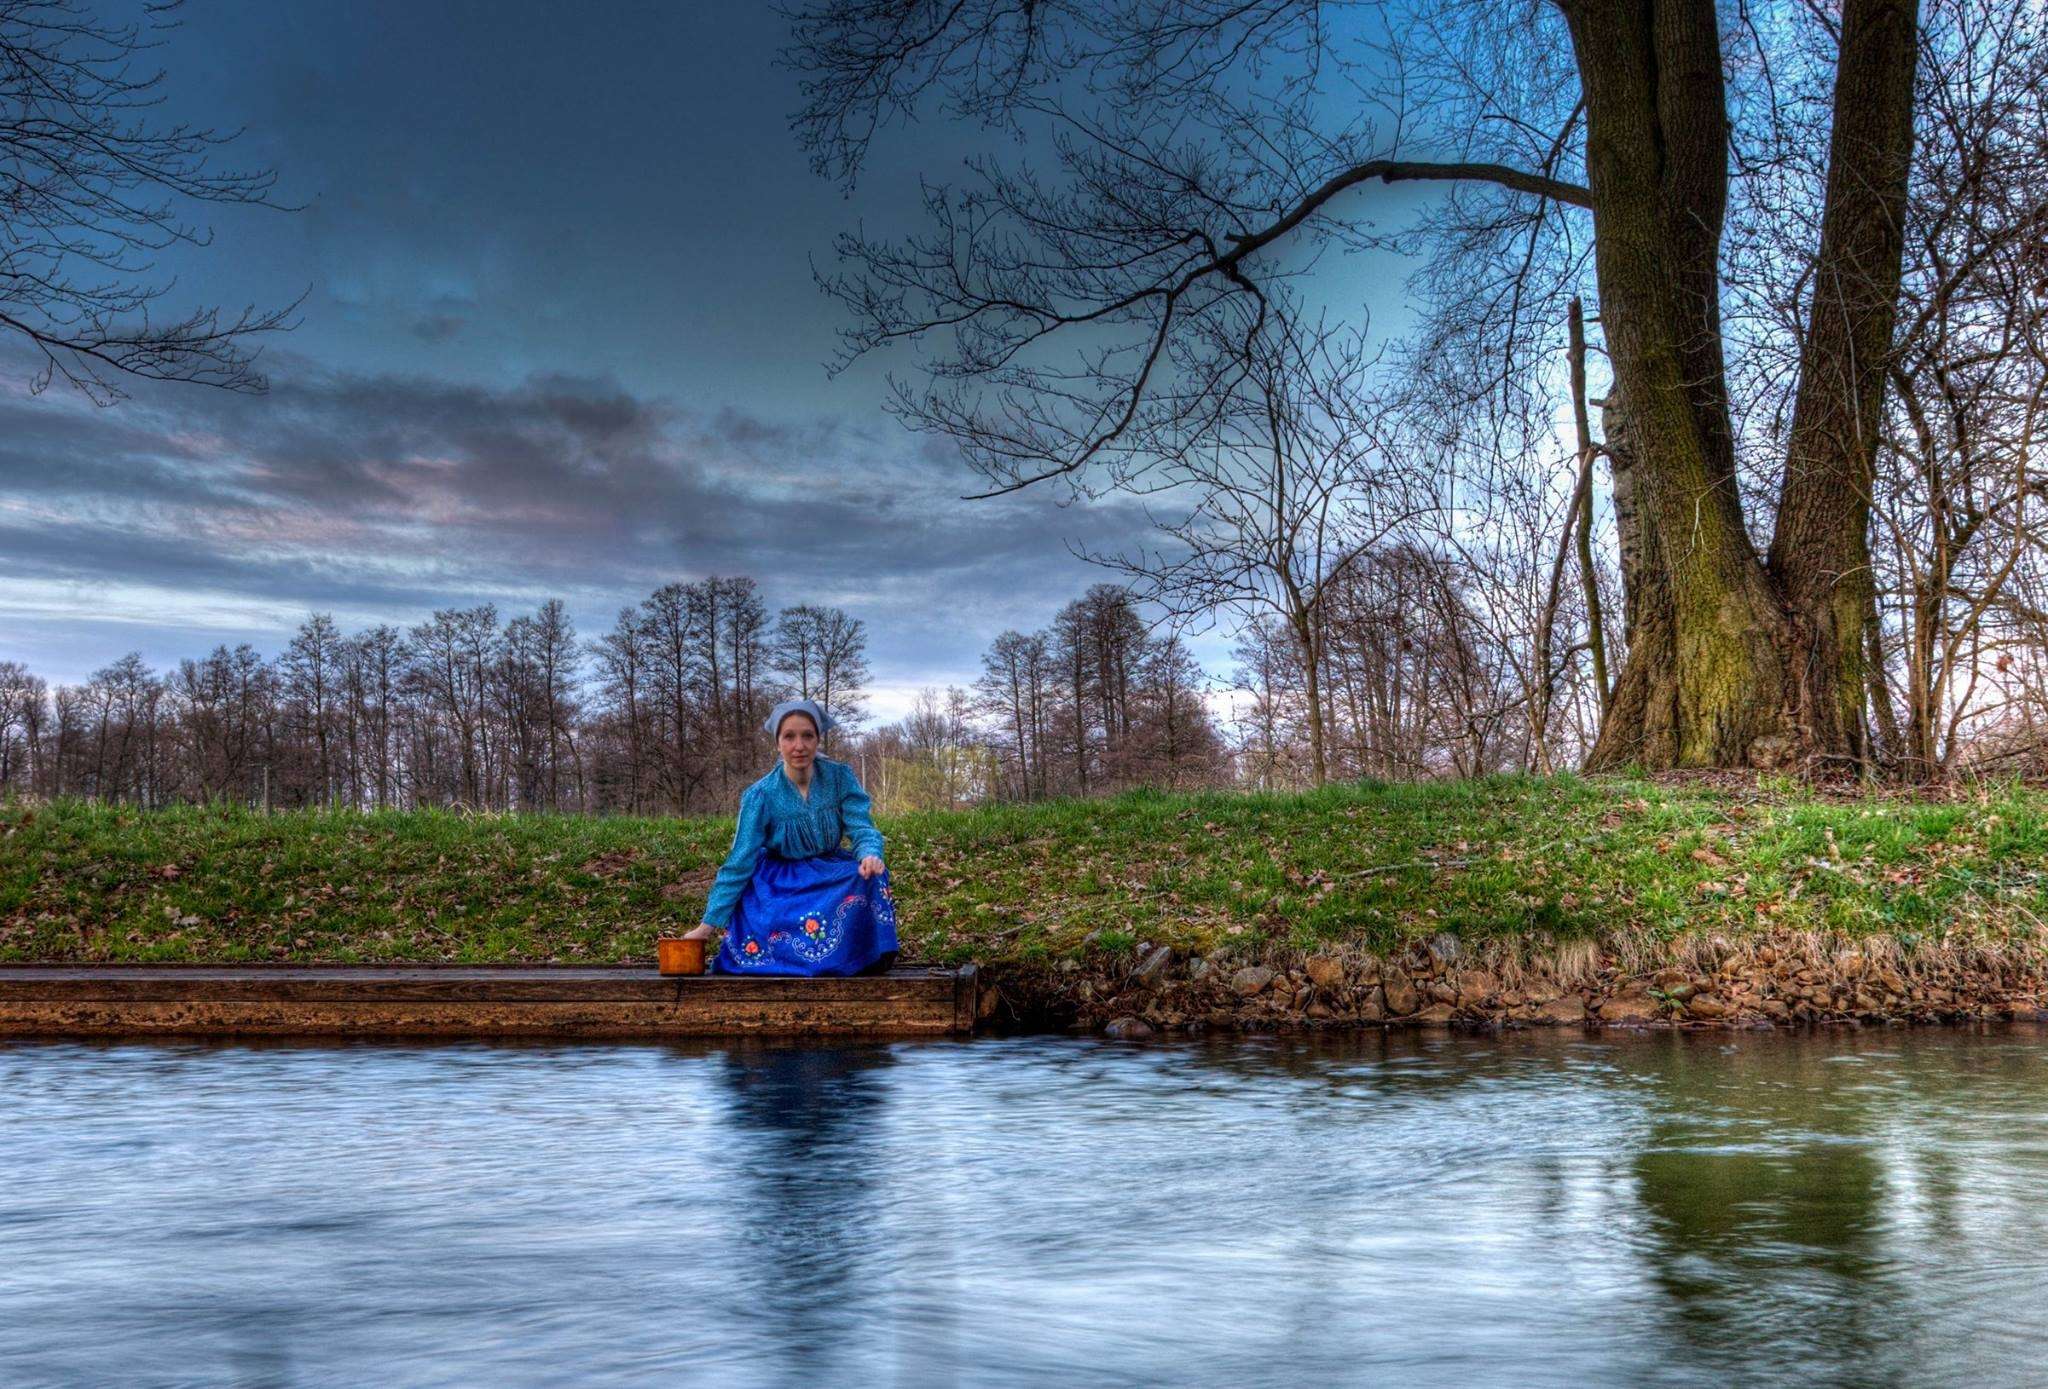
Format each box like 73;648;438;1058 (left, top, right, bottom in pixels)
0;963;980;1039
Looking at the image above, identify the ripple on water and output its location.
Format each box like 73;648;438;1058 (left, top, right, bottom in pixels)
3;1028;2048;1387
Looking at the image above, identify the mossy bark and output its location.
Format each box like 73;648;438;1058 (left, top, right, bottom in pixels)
1764;0;1920;773
1590;390;1793;770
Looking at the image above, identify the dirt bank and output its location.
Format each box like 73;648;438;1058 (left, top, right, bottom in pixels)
978;930;2048;1038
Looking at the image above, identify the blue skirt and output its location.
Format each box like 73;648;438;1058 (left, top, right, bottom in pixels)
712;849;900;977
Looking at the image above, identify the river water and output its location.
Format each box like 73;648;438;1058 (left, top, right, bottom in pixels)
4;1027;2046;1387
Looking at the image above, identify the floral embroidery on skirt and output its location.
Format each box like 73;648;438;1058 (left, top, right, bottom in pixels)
713;849;898;977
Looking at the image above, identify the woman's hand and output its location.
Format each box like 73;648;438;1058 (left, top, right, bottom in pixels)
858;855;885;879
682;923;719;942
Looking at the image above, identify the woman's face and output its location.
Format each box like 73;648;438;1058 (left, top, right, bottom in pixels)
778;714;820;769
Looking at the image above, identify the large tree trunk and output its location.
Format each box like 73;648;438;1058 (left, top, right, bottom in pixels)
1765;0;1921;774
1570;0;1796;771
1301;628;1329;786
1571;0;1918;774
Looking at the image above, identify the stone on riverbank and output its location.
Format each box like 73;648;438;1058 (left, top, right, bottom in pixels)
1133;946;1173;988
1596;990;1661;1024
1456;970;1498;1007
1231;965;1277;996
1305;955;1347;989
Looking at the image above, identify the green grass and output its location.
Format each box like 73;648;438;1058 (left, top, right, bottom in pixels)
4;772;2047;965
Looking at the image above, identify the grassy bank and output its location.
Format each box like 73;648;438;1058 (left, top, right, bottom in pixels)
4;772;2048;967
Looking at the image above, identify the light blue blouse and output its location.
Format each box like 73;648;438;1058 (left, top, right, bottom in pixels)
701;755;887;927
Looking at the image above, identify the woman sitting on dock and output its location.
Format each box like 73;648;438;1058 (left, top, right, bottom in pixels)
681;699;898;976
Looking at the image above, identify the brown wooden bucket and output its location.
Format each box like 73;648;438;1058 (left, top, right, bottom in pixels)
656;937;707;976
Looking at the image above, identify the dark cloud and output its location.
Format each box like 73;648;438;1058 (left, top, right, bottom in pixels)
410;314;466;344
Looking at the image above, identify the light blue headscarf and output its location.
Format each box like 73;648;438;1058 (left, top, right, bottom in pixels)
763;697;839;738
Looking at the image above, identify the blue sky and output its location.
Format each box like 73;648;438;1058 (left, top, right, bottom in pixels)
0;0;1424;721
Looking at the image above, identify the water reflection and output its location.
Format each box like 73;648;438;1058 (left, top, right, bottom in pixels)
3;1029;2047;1387
714;1044;897;1382
1625;1036;1900;1379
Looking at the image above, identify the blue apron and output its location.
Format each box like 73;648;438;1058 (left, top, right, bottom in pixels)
712;848;899;977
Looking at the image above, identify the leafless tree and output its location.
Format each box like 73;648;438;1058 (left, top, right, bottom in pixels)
404;605;499;808
499;600;582;811
1129;632;1225;789
2;0;300;401
770;603;872;743
1081;305;1432;783
589;607;654;814
280;613;342;806
0;660;48;790
343;625;405;809
172;642;269;803
974;628;1053;798
1235;542;1525;783
1866;0;2048;778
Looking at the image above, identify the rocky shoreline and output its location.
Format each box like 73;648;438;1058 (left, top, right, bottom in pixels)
978;930;2048;1038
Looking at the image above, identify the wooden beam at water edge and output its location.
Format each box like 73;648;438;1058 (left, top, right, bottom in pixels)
0;964;980;1039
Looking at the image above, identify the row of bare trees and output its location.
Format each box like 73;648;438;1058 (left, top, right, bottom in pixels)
971;584;1226;803
0;580;1237;815
0;582;873;815
587;581;873;814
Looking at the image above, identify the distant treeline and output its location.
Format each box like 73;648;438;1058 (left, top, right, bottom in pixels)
0;549;1660;816
0;579;1241;816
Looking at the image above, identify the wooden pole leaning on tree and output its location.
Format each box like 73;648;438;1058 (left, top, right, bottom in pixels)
1532;296;1615;772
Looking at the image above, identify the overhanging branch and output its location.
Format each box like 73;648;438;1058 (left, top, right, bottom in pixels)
954;156;1590;497
1221;159;1591;265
